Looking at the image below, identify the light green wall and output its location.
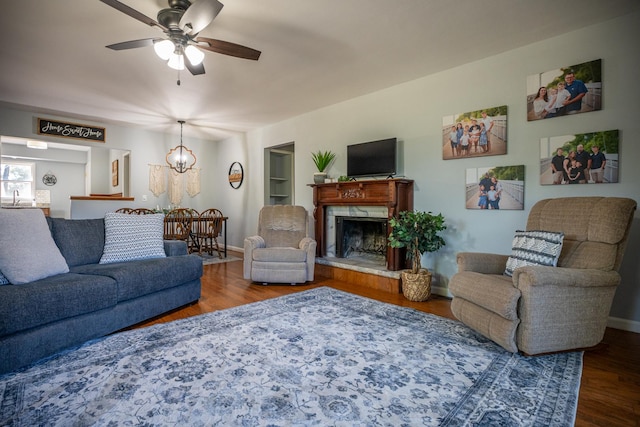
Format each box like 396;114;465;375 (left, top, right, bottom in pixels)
240;11;640;329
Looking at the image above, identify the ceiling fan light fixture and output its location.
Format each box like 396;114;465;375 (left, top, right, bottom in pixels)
167;53;185;70
153;39;175;60
185;45;205;66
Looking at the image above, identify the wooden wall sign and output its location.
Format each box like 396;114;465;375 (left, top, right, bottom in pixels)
37;118;106;142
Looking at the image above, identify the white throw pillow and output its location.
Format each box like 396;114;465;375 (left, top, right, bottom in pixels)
504;230;564;277
0;209;69;284
100;212;167;264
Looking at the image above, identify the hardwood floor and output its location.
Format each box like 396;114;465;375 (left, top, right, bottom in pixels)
134;253;640;427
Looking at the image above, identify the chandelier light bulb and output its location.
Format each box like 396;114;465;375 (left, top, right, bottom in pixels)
185;45;205;65
153;39;175;60
167;53;185;71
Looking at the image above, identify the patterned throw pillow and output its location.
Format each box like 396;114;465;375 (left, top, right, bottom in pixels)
99;213;167;264
0;271;9;285
504;230;564;277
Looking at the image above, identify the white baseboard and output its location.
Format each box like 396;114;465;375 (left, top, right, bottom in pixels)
228;245;243;253
607;317;640;333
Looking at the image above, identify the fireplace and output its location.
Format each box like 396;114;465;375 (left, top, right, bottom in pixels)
309;179;414;271
335;216;388;259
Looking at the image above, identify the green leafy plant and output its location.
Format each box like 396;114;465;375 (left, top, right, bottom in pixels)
311;150;336;173
388;210;446;274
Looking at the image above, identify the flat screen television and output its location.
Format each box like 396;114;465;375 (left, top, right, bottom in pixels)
347;138;397;178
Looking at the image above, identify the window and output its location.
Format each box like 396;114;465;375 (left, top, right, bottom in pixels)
1;161;35;204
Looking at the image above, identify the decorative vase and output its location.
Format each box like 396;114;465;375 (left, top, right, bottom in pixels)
314;172;327;184
401;269;432;301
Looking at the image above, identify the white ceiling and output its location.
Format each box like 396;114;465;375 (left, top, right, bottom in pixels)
1;0;639;141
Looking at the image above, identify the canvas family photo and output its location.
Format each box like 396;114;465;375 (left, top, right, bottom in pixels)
465;165;524;210
527;59;602;121
442;105;507;160
539;129;619;185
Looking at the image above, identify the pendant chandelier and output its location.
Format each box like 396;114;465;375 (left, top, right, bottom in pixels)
166;120;197;173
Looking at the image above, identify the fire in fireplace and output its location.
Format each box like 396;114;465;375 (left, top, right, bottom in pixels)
335;216;388;259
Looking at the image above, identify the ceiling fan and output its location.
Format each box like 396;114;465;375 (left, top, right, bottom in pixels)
100;0;261;79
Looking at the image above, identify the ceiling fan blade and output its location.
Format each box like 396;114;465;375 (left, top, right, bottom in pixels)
185;57;206;76
195;37;261;60
180;0;224;35
106;38;161;51
99;0;168;31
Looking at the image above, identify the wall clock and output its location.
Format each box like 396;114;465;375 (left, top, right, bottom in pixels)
228;162;244;189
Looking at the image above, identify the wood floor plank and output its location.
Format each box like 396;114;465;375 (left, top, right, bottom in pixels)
130;253;640;427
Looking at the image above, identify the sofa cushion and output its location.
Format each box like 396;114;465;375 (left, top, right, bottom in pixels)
0;209;69;284
100;212;166;264
72;254;202;302
0;273;117;336
504;230;564;277
49;218;105;267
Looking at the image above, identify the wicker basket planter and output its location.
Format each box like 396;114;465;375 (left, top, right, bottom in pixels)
401;269;432;301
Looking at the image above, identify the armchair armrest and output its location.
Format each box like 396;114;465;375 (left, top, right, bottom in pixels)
457;252;509;274
299;237;317;281
512;266;621;289
299;237;316;252
243;235;265;279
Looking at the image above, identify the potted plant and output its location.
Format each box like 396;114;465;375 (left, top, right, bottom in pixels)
388;210;446;301
311;150;336;184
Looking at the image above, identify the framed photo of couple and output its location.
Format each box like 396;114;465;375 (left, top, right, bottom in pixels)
527;59;602;121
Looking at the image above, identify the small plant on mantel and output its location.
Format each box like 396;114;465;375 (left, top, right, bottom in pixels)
388;210;447;301
311;150;336;183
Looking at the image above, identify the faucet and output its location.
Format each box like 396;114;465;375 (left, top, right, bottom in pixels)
13;189;19;206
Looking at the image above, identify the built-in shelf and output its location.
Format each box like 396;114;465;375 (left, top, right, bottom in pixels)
265;145;294;205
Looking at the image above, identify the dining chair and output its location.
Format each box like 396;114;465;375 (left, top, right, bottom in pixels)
163;208;194;244
132;208;155;215
197;208;224;257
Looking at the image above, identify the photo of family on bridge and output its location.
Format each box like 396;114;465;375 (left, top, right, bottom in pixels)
539;130;619;185
442;105;507;160
465;165;524;210
527;59;601;121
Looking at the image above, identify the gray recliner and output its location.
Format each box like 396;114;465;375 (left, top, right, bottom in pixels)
244;205;316;285
449;197;636;355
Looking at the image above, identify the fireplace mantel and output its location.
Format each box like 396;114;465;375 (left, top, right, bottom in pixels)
309;178;414;271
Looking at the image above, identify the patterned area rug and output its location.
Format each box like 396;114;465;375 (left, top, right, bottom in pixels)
0;288;582;426
199;254;242;265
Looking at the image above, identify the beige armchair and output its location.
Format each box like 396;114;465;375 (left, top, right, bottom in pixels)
449;197;636;355
244;205;317;285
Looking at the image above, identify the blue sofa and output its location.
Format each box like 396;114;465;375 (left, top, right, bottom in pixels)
0;216;202;375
